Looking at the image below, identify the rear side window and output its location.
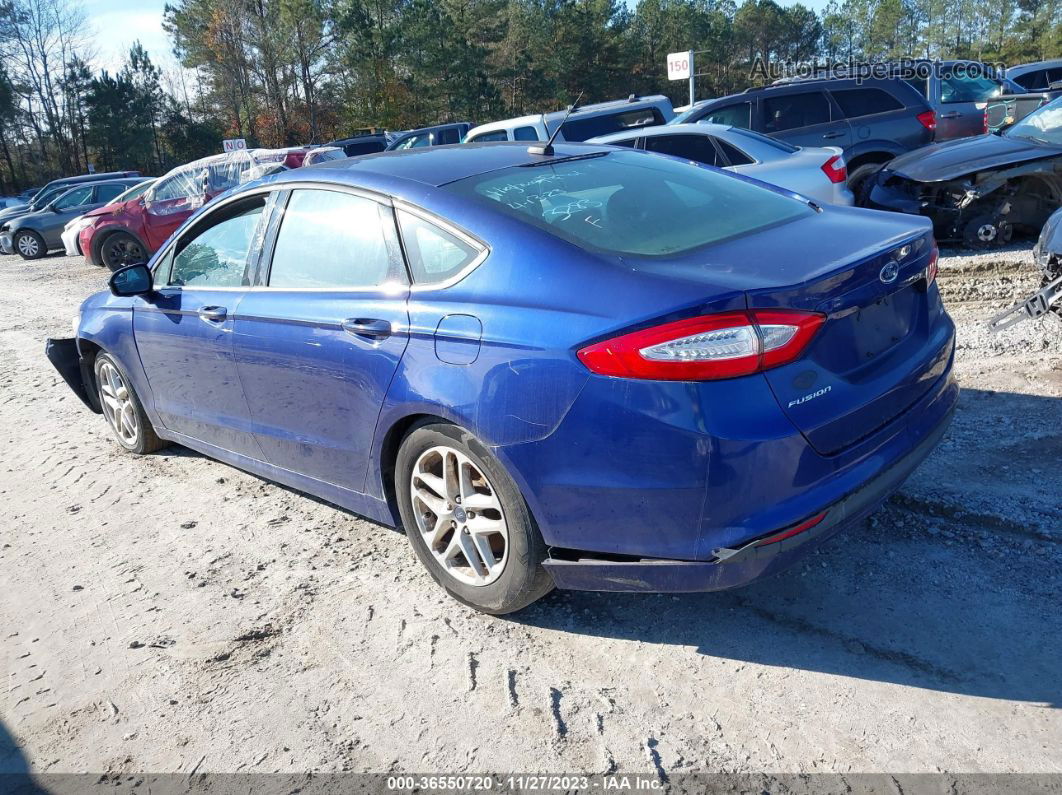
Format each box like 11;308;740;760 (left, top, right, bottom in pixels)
903;77;928;97
644;134;722;167
438;127;461;144
397;209;483;284
95;184;127;203
469;130;508;143
346;140;386;155
267;189;403;289
831;88;904;118
445;150;811;257
513;126;539;141
714;139;754;166
559;108;664;142
1013;70;1046;90
763;92;831;131
698;102;751;128
169;199;266;287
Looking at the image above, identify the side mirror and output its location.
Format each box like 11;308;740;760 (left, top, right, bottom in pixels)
108;263;153;297
47;202;59;213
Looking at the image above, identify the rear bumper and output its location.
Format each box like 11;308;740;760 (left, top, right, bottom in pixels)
44;338;99;412
544;392;955;593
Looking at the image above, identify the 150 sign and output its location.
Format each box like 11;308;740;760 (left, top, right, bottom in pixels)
667;51;692;81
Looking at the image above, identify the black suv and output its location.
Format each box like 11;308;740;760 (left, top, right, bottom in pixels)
671;78;935;194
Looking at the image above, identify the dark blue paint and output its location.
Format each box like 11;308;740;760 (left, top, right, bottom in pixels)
72;143;957;593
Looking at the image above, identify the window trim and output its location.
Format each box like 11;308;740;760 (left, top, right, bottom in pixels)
393;199;490;291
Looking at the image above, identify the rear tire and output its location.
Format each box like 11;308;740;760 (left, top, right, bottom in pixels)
100;232;147;272
94;352;166;454
848;163;883;205
395;422;553;614
14;230;46;260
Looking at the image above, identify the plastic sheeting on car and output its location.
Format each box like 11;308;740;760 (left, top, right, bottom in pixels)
143;148;293;217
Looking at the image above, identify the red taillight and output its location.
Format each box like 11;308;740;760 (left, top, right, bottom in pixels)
926;245;939;285
916;110;936;131
577;310;826;381
820;155;847;184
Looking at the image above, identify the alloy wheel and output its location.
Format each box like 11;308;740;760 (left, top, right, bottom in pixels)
410;445;509;586
16;234;39;257
104;237;145;269
98;360;139;446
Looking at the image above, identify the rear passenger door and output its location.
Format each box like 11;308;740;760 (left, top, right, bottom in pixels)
762;90;851;149
231;186;411;493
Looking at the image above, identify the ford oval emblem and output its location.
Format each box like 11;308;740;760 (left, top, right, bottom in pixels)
879;262;900;284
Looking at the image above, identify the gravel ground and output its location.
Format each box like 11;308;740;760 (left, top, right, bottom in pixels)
0;244;1060;780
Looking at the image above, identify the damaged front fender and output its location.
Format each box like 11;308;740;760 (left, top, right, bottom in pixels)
45;338;100;413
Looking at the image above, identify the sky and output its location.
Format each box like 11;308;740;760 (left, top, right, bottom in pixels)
83;0;173;75
87;0;833;76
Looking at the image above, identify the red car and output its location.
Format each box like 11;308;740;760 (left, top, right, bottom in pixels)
81;148;342;269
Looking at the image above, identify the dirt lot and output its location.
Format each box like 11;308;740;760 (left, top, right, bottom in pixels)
1;244;1060;779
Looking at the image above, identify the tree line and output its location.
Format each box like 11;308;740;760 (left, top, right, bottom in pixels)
0;0;1058;192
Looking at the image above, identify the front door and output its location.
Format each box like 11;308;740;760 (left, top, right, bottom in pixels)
232;187;411;492
133;193;270;456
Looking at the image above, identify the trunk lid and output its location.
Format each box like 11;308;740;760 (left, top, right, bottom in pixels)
741;211;949;455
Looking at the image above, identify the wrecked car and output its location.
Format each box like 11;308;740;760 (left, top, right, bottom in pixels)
862;96;1062;248
988;206;1062;331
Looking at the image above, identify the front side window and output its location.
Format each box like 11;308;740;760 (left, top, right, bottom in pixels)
940;69;1002;103
395;133;432;149
763;92;831;132
267;189;402;289
397;209;483;284
169;199;265;287
513;126;540;141
1012;70;1047;90
444;150;811;257
54;186;94;210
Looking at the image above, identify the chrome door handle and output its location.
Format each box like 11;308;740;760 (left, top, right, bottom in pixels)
939;111;961;119
341;318;391;339
198;306;227;322
822;131;845;139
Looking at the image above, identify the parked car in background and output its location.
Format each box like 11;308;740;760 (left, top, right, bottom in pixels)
590;123;853;206
671;78;934;195
48;142;955;614
0;171;141;234
62;179;155;257
861;96;1062;248
988;205;1062;332
464;96;673;143
82;150;282;270
326;133;391;157
301;146;347;166
387;123;472;150
1006;59;1062;93
1;178;145;259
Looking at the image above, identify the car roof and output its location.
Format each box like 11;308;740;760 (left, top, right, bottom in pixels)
273;141;612;190
468;96;672;137
591;122;733;143
44;171;139;189
1008;59;1062;75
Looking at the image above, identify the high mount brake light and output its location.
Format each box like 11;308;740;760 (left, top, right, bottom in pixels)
916;110;937;131
820;155;847;184
577;310;826;381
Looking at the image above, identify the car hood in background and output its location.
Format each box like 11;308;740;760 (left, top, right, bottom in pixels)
885;134;1062;182
0;203;32;224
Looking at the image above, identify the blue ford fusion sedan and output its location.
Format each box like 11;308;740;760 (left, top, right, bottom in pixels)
46;142;957;614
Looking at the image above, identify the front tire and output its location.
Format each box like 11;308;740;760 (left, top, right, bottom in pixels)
848;163;882;205
14;230;46;260
94;353;166;454
100;232;147;271
395;422;553;614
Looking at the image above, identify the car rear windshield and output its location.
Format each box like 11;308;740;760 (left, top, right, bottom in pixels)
443;150;812;257
728;128;799;153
